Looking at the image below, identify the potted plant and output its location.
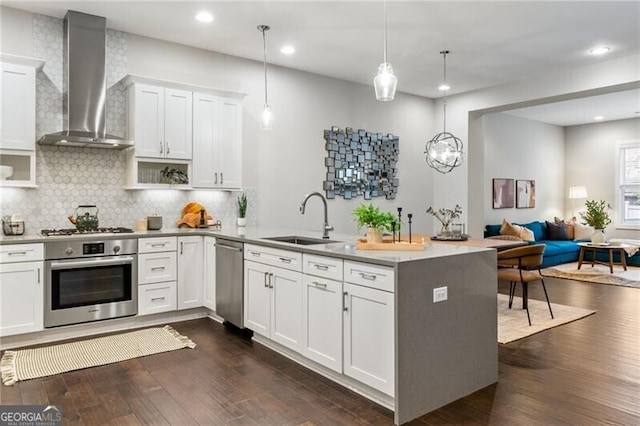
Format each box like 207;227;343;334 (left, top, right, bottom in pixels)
237;193;247;227
580;199;612;243
352;203;399;243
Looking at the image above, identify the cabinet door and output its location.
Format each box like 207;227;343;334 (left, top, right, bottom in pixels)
217;97;242;189
192;93;218;187
302;274;343;372
343;283;395;397
1;62;36;151
203;236;216;310
244;260;271;337
164;89;192;160
177;236;203;310
130;84;165;158
271;267;303;352
0;261;43;336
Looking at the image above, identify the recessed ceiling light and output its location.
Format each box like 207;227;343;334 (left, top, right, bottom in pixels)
438;84;450;91
589;46;610;55
593;115;604;121
195;11;214;23
280;45;295;55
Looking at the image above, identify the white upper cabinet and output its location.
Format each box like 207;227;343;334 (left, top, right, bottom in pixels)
192;93;242;189
1;61;36;151
0;56;43;188
128;83;192;160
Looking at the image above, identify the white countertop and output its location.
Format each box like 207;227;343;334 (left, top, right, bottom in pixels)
1;226;492;266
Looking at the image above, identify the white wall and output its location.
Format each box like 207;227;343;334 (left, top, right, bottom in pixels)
565;118;640;239
483;113;565;226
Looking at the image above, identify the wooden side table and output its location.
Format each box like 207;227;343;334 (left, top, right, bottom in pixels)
577;242;631;273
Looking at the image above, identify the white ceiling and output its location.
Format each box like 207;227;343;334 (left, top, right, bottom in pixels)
4;0;640;125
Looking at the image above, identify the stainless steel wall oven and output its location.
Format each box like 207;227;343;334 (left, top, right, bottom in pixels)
44;239;137;327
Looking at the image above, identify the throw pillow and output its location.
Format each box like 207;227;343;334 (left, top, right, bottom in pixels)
500;219;535;242
554;216;576;239
546;220;569;240
573;222;594;241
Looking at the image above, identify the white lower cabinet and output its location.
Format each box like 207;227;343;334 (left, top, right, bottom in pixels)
301;274;343;373
177;236;204;310
139;281;177;315
138;237;177;316
203;236;216;310
245;260;303;352
244;244;303;353
0;243;44;336
343;281;395;397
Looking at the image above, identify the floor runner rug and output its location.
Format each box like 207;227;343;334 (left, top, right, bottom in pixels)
1;325;196;386
542;262;640;288
498;294;596;344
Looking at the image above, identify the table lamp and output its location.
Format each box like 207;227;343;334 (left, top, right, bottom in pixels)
569;186;588;217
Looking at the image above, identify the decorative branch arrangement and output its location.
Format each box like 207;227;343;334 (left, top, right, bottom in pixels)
426;204;462;233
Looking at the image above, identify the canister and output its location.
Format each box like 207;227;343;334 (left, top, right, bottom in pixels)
147;215;163;230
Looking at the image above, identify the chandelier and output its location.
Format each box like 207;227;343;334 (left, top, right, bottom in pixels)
425;50;463;174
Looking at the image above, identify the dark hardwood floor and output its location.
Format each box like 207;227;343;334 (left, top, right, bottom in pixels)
1;275;639;425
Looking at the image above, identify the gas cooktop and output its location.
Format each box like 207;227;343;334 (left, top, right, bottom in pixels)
41;227;135;237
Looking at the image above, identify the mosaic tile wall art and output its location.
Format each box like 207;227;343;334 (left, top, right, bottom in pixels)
323;127;399;200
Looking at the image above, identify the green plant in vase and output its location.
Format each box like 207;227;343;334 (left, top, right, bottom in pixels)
580;199;611;243
237;193;247;226
352;203;399;243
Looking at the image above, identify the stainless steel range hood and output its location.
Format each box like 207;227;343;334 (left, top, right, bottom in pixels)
38;10;133;149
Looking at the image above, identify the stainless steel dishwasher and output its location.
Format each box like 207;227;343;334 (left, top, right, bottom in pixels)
215;238;245;328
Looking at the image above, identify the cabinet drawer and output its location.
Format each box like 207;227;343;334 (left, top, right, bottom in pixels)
138;237;177;253
138;252;177;284
245;244;302;272
303;254;343;281
0;243;43;263
138;281;177;315
343;261;394;293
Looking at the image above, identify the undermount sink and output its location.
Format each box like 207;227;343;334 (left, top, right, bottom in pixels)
262;235;341;245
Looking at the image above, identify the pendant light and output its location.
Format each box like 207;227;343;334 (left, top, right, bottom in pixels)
258;24;274;130
425;50;463;174
373;0;397;101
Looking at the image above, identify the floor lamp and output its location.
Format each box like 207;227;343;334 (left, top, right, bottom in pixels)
569;186;588;218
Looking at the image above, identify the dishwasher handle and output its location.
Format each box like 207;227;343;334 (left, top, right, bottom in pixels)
215;243;243;253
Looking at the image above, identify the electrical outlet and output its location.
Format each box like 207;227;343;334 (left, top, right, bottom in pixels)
433;286;448;303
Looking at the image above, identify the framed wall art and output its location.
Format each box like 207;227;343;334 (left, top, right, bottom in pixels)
492;178;515;209
516;180;536;208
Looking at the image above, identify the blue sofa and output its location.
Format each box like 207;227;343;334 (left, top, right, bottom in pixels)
484;221;640;268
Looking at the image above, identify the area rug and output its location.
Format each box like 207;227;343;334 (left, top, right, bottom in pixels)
498;294;596;344
542;262;640;288
0;325;196;386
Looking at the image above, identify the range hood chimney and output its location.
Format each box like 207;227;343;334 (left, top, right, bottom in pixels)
38;10;133;149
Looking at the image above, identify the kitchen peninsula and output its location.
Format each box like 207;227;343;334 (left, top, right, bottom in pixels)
0;227;497;425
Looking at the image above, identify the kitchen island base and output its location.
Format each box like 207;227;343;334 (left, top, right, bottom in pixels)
247;247;498;425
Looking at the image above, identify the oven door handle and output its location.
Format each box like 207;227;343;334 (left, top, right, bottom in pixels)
50;256;136;270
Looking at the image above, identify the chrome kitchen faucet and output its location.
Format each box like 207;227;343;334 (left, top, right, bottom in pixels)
300;192;334;239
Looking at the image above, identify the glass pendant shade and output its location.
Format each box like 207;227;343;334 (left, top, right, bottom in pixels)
374;62;398;101
258;25;274;130
260;104;274;130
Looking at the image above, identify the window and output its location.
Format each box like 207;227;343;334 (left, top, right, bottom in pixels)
618;143;640;227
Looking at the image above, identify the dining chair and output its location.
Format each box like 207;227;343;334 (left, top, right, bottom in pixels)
497;244;553;326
